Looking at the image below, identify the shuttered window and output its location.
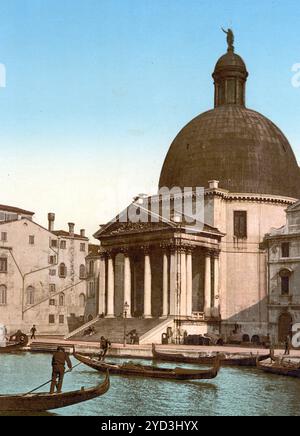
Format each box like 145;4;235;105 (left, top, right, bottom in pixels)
234;211;247;239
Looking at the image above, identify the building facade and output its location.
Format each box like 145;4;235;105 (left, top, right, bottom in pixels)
264;201;300;345
0;206;89;335
90;35;300;344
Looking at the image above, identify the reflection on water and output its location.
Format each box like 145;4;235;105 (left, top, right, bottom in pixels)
0;353;300;416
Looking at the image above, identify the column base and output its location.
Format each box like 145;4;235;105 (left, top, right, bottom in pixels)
105;315;115;319
160;315;169;319
143;315;153;319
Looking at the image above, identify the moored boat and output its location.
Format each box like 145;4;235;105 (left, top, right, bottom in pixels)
152;344;270;367
0;371;110;412
0;333;28;354
256;356;300;379
74;351;220;381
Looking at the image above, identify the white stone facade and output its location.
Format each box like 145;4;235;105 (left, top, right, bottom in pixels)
0;208;89;336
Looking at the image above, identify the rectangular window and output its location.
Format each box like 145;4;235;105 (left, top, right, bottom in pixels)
49;255;57;265
1;232;7;242
59;315;65;324
49;269;56;277
281;276;290;296
234;211;247;239
80;243;86;252
49;315;55;324
49;299;56;306
51;239;58;248
60;240;67;250
282;243;290;259
29;235;35;245
0;258;8;273
49;284;56;293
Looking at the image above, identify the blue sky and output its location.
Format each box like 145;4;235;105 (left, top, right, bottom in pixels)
1;0;300;238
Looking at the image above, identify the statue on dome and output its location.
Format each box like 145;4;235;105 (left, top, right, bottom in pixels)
222;28;234;52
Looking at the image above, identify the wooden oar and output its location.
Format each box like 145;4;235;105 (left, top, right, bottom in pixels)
24;362;82;396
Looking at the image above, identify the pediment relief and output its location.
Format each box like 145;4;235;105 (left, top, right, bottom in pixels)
101;221;172;237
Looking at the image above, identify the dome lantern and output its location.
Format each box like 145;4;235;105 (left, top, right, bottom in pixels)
213;29;249;108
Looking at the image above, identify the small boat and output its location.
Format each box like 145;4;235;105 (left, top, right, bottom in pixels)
256;356;300;379
0;372;110;412
74;352;220;381
0;333;29;354
152;344;270;367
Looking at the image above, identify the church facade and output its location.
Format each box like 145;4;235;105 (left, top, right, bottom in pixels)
93;34;300;344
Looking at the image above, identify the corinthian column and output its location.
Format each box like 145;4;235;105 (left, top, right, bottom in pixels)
162;251;169;318
180;250;187;318
204;253;212;315
98;254;106;316
144;249;152;318
124;253;132;318
186;250;193;317
106;253;115;318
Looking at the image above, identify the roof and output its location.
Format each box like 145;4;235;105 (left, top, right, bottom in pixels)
87;244;101;258
159;105;300;199
52;230;88;241
0;204;34;216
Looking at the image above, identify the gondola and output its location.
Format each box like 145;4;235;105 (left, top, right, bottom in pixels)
256;356;300;379
152;344;270;367
0;372;110;412
0;333;28;354
74;351;220;381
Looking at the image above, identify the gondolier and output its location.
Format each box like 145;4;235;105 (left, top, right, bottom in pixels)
50;347;72;394
99;336;111;361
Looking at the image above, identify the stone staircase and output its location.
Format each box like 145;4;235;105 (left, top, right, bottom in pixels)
67;317;165;344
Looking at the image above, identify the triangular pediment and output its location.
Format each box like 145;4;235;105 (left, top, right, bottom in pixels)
287;200;300;213
94;202;176;239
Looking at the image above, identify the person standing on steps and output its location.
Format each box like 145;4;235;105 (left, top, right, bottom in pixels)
30;325;37;340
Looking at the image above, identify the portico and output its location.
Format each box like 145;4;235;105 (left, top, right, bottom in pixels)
96;219;223;323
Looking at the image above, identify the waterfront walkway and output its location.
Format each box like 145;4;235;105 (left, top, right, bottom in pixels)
27;337;300;358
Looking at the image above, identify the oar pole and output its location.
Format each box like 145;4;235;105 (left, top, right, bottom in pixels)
24;362;82;396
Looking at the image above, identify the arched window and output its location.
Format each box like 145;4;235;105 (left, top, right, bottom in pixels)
27;286;35;305
59;263;67;278
79;264;86;279
59;293;65;307
0;285;7;305
79;293;86;308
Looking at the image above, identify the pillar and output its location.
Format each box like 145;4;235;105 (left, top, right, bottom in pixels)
144;250;152;318
186;251;193;317
214;254;220;311
98;254;106;316
162;251;169;318
180;250;187;318
169;249;177;316
106;254;115;318
204;253;212;315
124;253;132;318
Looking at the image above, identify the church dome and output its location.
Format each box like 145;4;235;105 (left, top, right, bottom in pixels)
159;105;300;198
159;34;300;199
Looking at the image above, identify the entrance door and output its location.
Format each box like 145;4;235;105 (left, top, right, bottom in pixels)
278;312;293;343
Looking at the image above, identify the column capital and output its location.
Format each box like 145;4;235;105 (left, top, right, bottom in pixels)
141;245;151;255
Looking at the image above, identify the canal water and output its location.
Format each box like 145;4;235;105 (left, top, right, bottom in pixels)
0;353;299;416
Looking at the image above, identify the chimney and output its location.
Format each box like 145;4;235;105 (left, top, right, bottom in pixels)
80;229;86;238
48;213;55;232
68;223;75;237
209;180;220;190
